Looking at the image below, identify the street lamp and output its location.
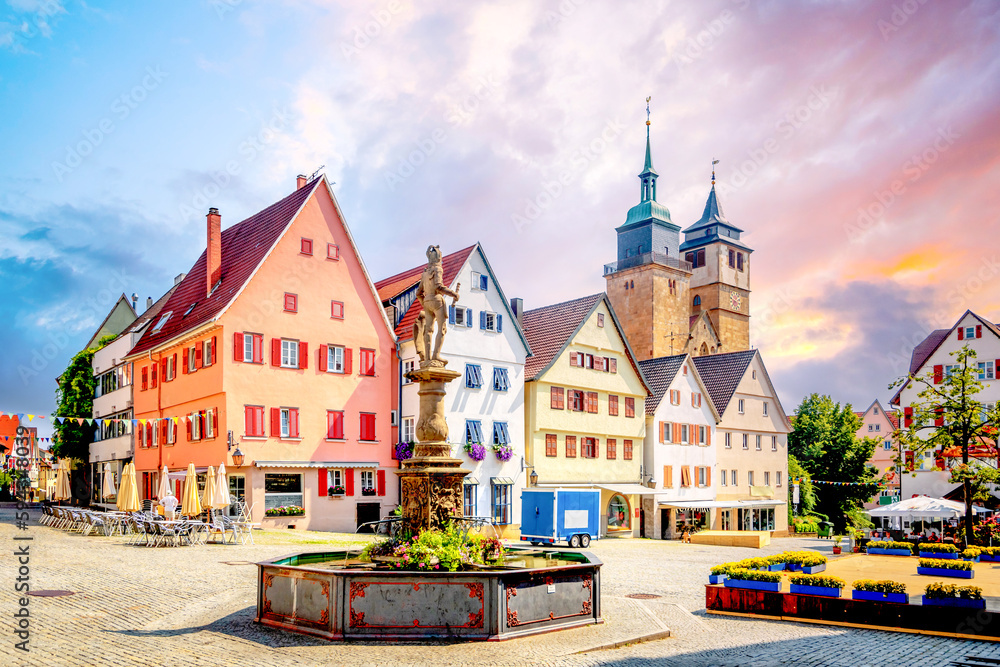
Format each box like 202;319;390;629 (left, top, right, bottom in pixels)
529;470;538;487
231;447;245;468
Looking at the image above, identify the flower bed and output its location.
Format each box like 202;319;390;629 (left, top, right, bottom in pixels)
852;579;908;604
980;547;1000;562
788;574;845;599
709;551;826;584
866;540;913;556
964;547;982;562
918;543;959;559
723;568;781;592
922;583;984;608
265;505;305;517
917;558;974;579
362;524;505;572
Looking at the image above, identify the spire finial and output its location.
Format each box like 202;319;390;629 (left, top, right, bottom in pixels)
711;158;719;186
646;96;651;127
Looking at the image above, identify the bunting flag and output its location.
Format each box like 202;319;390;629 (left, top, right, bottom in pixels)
791;477;886;487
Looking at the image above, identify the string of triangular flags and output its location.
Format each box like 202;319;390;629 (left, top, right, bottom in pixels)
0;409;204;443
790;477;886;487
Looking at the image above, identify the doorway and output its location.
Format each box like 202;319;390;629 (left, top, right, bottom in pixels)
356;502;381;532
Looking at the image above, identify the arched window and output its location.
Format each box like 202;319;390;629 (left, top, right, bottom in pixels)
607;494;630;529
700;343;709;356
693;295;701;307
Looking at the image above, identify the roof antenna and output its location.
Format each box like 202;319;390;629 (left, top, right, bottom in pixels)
309;165;325;180
711;158;719;186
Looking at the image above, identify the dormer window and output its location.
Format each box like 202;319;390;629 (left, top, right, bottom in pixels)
183;303;197;317
152;312;171;333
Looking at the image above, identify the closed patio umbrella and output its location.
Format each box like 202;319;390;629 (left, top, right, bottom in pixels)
155;465;170;499
181;463;202;517
119;463;141;513
202;466;218;510
101;462;117;500
214;463;230;509
53;460;72;502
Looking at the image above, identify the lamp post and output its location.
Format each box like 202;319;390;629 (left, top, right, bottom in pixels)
529;470;538;487
231;447;245;468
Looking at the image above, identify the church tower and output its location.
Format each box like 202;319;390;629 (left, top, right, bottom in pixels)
680;164;752;353
605;101;693;361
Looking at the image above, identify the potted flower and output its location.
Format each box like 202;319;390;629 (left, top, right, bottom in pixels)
328;485;346;497
492;443;513;462
917;557;974;579
361;487;377;497
764;554;786;572
832;535;843;555
980;546;1000;563
963;547;982;562
852;579;908;604
865;540;914;556
395;441;414;462
709;563;733;585
789;574;846;598
722;567;782;592
922;582;985;609
464;442;486;461
917;543;960;559
785;551;827;574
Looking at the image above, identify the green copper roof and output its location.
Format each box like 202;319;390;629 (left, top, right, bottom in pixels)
642;125;656;175
618;199;676;230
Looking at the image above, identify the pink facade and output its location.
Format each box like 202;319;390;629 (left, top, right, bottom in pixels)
857;400;900;510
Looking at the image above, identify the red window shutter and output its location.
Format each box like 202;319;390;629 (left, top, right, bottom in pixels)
327;411;335;438
933;365;943;384
935;407;944;427
958;328;964;340
151;365;158;388
319;469;328;496
299;342;308;369
195;346;203;369
290;409;299;438
658;422;664;444
186;418;192;441
319;344;328;372
976;325;982;338
160;359;167;382
610;358;617;373
270;408;280;436
904;406;913;428
234;333;243;361
211;336;217;364
172;353;177;378
213;409;219;434
377;470;386;496
255;407;265;437
245;407;253;436
271;338;281;366
570;353;578;367
344;348;353;375
706;428;712;446
253;335;263;363
335;412;344;439
141;367;148;390
345;469;355;496
593;439;599;458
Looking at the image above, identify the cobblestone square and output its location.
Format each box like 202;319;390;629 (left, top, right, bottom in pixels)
6;509;1000;666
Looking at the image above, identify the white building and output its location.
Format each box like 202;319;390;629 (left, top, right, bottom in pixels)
638;353;721;539
375;244;531;538
891;310;1000;502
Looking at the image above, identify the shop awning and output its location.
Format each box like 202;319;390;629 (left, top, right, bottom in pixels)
464;477;479;485
541;483;660;496
166;467;207;480
491;477;515;485
659;500;732;509
254;461;380;469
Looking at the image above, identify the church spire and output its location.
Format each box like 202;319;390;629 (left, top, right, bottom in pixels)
639;96;658;202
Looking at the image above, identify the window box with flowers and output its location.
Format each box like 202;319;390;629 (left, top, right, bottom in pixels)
361;487;377;497
328;486;346;497
265;505;304;517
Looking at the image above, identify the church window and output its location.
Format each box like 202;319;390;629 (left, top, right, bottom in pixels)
630;281;634;289
728;249;736;268
737;252;744;271
685;251;694;265
693;295;701;307
697;249;705;267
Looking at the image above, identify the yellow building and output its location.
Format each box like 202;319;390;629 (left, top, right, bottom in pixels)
521;293;655;537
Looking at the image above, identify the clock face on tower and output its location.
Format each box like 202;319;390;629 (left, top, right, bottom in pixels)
730;290;742;311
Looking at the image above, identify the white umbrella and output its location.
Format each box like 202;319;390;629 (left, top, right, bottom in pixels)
101;462;117;500
215;463;230;508
155;465;170;499
868;495;988;518
53;460;72;502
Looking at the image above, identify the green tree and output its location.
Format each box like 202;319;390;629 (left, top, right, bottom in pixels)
892;346;1000;545
788;394;882;531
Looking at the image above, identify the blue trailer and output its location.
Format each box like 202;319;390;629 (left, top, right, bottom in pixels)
519;488;601;548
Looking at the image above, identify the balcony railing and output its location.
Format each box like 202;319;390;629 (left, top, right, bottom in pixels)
604;252;692;276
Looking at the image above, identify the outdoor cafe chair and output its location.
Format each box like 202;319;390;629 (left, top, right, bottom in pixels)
54;508;70;530
38;506;53;526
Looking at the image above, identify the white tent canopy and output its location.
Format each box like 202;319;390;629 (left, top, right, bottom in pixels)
868;495;988;518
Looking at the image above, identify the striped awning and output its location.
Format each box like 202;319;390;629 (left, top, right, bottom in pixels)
253;461;380;469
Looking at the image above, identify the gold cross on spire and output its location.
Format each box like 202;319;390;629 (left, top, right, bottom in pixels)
646;96;651;126
712;158;719;185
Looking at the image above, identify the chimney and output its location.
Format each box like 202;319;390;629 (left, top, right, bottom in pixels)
146;297;153;310
174;273;186;286
131;293;138;311
510;297;524;328
296;174;307;190
206;208;222;297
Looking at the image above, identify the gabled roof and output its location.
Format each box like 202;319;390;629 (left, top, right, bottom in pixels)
84;294;138;350
522;293;650;394
127;177;325;358
638;353;720;420
125;285;178;337
691;349;757;415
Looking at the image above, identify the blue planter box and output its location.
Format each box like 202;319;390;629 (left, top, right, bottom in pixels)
919;552;959;559
785;563;800;572
801;563;827;574
790;584;841;598
867;548;912;556
917;567;974;579
921;595;986;609
767;563;785;572
709;574;727;585
964;556;981;563
981;554;1000;562
852;590;909;604
724;579;781;592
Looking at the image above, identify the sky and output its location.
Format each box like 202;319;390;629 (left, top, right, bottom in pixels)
2;0;999;439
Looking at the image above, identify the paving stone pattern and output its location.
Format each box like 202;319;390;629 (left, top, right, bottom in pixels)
3;508;1000;667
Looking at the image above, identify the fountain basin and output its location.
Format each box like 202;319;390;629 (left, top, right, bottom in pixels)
255;547;602;641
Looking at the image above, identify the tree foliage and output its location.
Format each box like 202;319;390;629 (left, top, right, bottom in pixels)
788;393;881;531
51;334;115;462
787;454;816;521
892;345;1000;545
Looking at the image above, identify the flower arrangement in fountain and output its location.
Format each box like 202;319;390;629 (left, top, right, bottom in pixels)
395;441;414;462
464;441;486;461
362;523;507;571
492;443;513;462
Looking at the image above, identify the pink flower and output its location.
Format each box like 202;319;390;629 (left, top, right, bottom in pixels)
419;562;425;568
434;564;440;569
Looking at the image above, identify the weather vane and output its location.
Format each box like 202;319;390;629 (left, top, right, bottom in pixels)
712;158;719;185
646;96;651;126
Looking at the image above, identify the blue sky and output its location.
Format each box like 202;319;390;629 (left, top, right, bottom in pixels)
3;0;1000;439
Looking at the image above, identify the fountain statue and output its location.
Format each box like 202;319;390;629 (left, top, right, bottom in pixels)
397;245;470;534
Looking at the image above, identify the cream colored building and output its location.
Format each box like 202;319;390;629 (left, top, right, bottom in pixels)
522;293;655;537
693;349;791;535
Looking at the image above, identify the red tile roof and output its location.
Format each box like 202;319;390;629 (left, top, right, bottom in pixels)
128;178;322;357
522;294;604;381
374;245;476;340
886;411;900;430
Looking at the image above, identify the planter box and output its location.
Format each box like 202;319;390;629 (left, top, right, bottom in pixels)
980;554;1000;563
867;548;912;556
790;584;841;598
724;578;781;592
917;567;974;579
919;552;958;559
921;596;986;609
785;563;800;572
801;563;826;575
709;574;727;585
767;563;785;572
852;590;909;604
964;556;981;563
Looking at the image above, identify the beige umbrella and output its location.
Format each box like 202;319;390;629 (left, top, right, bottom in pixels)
155;465;170;499
202;466;218;510
214;463;230;509
119;463;141;513
181;463;203;517
101;462;117;500
53;460;72;502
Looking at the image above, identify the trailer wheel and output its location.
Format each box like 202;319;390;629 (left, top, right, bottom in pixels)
569;534;582;548
580;534;591;548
